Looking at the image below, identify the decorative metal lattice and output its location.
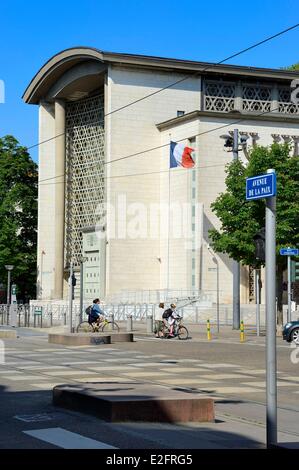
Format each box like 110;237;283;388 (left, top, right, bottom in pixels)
249;266;255;303
242;85;271;112
278;88;299;114
65;94;105;267
204;81;235;112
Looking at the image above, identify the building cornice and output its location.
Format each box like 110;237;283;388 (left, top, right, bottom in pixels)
23;47;299;104
156;110;299;131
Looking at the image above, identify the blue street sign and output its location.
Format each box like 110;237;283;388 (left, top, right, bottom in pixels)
246;173;276;201
280;248;299;256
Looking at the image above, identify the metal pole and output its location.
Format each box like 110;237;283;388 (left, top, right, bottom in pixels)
287;254;291;323
68;261;73;333
256;269;260;337
80;261;84;324
233;129;240;330
217;261;220;333
265;169;277;448
147;315;153;333
167;166;171;294
7;270;11;305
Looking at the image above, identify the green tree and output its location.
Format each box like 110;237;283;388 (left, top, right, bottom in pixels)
286;63;299;71
0;135;38;302
209;143;299;326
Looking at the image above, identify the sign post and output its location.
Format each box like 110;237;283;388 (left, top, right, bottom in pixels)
68;262;74;333
246;169;277;448
10;284;17;327
255;269;260;337
280;247;299;323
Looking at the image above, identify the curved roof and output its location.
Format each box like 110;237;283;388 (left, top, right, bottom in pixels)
23;46;299;104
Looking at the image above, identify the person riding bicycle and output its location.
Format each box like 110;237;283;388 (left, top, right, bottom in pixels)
162;303;177;337
89;298;105;325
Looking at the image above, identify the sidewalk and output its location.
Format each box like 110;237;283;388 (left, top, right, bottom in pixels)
17;322;277;344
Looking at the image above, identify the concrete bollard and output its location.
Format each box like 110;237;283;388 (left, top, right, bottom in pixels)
240;320;245;342
108;313;114;323
127;315;133;332
147;315;153;334
207;319;211;341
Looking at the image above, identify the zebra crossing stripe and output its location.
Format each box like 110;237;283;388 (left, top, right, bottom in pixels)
23;427;117;449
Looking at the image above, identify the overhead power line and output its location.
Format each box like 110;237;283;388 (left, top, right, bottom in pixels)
38;105;280;185
104;23;299;117
26;22;299;155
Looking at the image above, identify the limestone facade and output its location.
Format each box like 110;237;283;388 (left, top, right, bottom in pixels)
23;48;299;304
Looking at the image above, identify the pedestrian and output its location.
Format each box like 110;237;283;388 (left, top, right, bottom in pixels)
155;302;165;337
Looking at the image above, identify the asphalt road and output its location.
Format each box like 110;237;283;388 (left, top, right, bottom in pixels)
0;326;298;449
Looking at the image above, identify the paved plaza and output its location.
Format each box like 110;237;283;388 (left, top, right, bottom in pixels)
0;326;298;449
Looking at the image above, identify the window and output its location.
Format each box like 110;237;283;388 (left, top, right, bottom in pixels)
177;110;185;117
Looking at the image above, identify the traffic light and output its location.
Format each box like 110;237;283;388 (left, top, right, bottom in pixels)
291;260;299;282
253;228;265;263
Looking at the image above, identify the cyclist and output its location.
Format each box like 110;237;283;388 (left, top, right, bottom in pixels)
89;298;105;325
162;303;176;337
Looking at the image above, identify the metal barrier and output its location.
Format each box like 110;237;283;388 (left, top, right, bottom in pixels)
0;301;285;329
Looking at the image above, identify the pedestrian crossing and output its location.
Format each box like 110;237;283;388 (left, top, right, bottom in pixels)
23;427;117;449
0;344;298;399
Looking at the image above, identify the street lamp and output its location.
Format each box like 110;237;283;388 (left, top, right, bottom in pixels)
220;129;249;330
5;265;14;305
79;256;88;323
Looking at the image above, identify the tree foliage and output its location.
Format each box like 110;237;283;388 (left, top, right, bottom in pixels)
286;63;299;71
209;143;299;323
0;135;38;301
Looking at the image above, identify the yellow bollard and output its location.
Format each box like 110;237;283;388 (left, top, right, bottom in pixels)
207;319;211;341
240;320;245;342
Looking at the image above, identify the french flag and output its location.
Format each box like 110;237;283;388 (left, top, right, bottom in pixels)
170;141;195;168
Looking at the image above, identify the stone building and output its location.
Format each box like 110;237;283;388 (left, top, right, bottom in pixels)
23;47;299;304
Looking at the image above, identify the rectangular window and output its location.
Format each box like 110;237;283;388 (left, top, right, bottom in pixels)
177;110;185;117
192;258;196;270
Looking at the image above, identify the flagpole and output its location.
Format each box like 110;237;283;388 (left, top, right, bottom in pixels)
167;134;171;298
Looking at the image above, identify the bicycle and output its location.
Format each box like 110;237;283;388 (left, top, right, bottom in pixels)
76;317;120;333
159;316;189;340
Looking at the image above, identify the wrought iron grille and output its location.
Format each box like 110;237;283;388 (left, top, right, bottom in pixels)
204;81;235;112
65;94;105;267
278;87;299;114
242;85;271;112
249;266;255;303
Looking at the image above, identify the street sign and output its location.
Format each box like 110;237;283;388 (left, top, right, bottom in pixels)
11;284;17;304
280;248;299;256
246;173;276;201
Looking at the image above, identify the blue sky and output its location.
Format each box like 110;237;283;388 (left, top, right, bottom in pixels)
1;0;299;162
